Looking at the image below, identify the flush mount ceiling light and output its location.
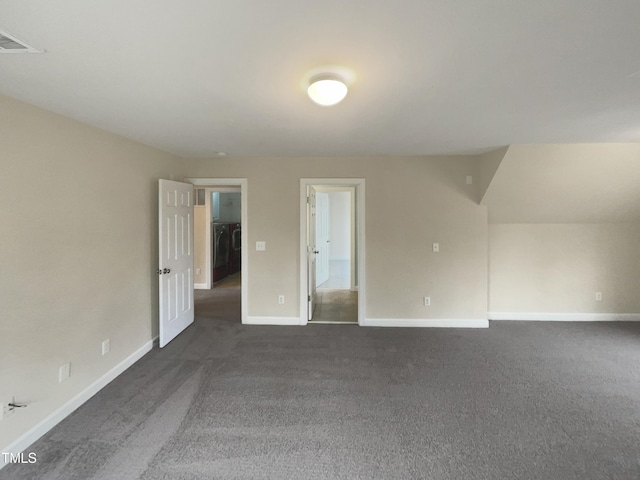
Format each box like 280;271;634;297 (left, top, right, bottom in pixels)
307;74;348;106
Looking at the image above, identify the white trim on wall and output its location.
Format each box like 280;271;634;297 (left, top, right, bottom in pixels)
185;178;248;325
194;283;208;290
300;179;366;326
1;338;155;469
489;312;640;321
246;316;302;325
362;318;489;328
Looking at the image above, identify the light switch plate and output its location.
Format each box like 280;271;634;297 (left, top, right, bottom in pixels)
256;241;266;251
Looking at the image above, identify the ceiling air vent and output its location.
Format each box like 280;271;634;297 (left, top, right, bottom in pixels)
0;29;40;53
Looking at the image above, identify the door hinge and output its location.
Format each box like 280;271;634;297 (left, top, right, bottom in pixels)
308;295;311;302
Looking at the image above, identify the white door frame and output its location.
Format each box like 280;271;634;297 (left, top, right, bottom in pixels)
185;177;248;324
299;178;366;326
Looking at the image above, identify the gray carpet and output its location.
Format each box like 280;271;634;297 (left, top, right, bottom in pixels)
3;292;640;479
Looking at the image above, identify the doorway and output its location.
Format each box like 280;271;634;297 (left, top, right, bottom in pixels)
299;179;366;326
187;178;248;324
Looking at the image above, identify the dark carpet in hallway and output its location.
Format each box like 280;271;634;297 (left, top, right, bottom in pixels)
3;304;640;479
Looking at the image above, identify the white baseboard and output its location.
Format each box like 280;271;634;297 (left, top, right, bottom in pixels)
362;318;489;328
194;283;208;289
1;337;156;468
245;316;302;326
488;312;640;321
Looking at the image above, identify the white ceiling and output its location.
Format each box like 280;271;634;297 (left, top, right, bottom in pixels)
1;0;640;158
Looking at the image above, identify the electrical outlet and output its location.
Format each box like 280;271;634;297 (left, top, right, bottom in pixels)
432;243;439;253
256;241;266;251
196;268;201;275
278;295;285;304
424;296;431;306
101;339;110;355
59;363;70;383
595;292;602;301
466;176;473;185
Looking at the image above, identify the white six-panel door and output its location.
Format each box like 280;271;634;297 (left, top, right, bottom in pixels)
315;192;330;287
159;179;194;348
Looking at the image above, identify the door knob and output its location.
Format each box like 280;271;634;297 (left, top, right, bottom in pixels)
163;268;171;274
313;250;320;254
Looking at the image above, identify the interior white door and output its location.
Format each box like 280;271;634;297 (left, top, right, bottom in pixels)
315;192;330;287
307;186;317;320
158;179;194;348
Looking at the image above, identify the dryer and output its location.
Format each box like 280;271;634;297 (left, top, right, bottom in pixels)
212;223;230;282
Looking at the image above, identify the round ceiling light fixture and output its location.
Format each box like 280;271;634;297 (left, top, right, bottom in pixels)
307;74;348;106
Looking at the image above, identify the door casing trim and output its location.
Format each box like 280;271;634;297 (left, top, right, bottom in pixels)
299;178;366;326
185;177;248;325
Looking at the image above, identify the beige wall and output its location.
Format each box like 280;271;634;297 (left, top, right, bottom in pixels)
0;94;183;452
183;156;488;320
489;223;640;314
194;206;207;285
484;143;640;315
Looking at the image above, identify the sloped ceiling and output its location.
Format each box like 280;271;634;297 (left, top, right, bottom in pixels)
481;144;640;223
1;0;640;157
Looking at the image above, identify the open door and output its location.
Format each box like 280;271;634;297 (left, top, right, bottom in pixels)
158;179;194;347
307;186;318;320
315;191;330;286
